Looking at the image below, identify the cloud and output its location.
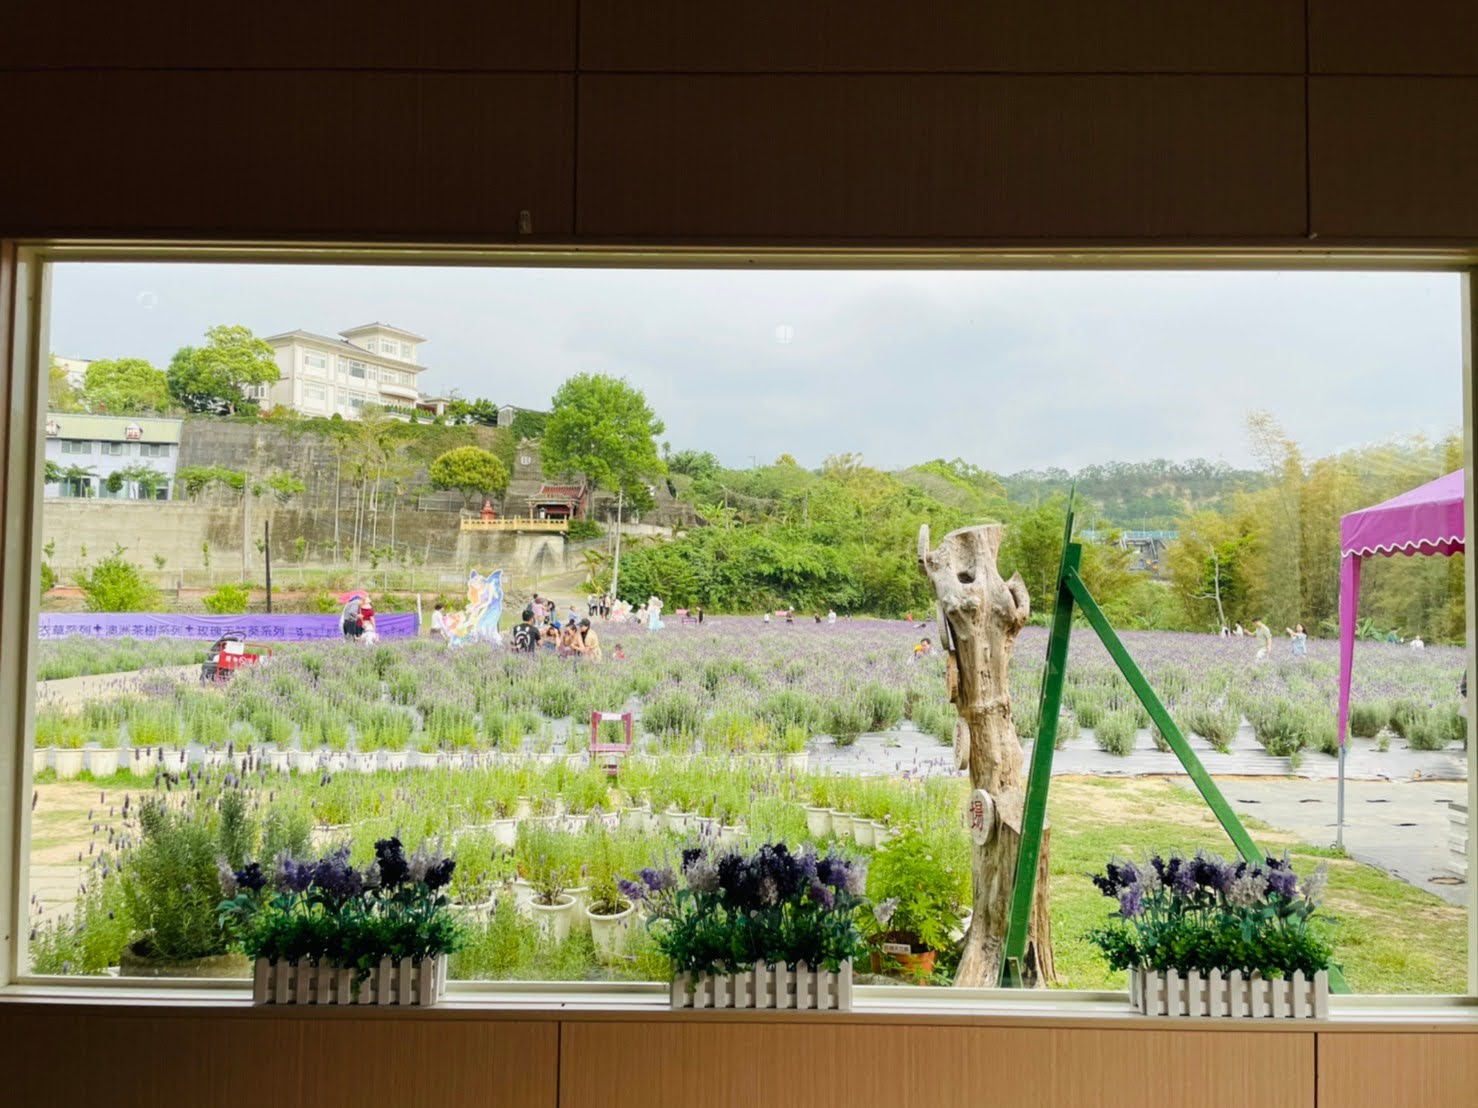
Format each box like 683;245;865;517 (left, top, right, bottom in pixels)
48;264;1461;473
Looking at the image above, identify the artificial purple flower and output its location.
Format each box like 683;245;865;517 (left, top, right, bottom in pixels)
375;838;410;887
425;857;456;891
806;881;835;909
617;878;646;903
1118;884;1144;918
234;862;265;892
1264;859;1298;899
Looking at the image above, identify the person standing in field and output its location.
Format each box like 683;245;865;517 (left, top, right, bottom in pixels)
431;601;449;642
512;606;539;653
1285;623;1307;657
1253;619;1273;659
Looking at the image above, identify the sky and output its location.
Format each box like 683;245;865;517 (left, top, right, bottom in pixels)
49;264;1462;473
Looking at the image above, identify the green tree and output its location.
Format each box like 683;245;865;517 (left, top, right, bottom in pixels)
78;546;157;612
48;355;80;412
113;463;169;499
541;374;665;514
446;396;500;426
81;358;170;414
429;445;510;501
166;324;279;414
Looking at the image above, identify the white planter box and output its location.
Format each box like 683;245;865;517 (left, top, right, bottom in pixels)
851;819;877;848
252;956;446;1006
830;812;855;839
33;747;50;776
1130;968;1329;1019
671;962;853;1011
85;746;120;777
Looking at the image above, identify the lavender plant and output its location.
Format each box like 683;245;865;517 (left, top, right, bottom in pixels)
621;843;868;977
1086;851;1333;979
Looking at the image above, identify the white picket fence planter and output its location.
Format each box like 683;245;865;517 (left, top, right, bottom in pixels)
671;962;853;1011
252;956;447;1006
1130;968;1329;1019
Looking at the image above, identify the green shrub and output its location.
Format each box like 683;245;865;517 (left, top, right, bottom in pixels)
1183;700;1240;754
910;698;955;744
866;826;969;954
1389;699;1425;739
120;796;236;962
1348;701;1388;739
1054;710;1081;748
641;687;703;737
757;688;822;734
78;546;157;612
825;699;871;747
201;582;251;614
566;519;604;542
1073;695;1103;730
1094;709;1138;756
39;561;56;593
860;683;905;731
1408;706;1465;751
1013;698;1039;741
1247;699;1308;758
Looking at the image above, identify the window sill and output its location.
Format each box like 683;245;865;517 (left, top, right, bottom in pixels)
2;981;1477;1031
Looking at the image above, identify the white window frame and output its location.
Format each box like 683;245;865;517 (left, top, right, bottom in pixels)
60;439;90;454
2;244;1474;1018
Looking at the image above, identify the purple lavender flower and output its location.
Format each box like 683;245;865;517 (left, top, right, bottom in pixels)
1118;884;1144;918
617;878;646;903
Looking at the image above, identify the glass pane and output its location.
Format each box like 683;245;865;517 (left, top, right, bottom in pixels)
23;264;1468;996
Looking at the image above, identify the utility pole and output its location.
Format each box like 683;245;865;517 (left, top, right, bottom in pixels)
611;486;624;600
264;520;272;614
333;451;341;563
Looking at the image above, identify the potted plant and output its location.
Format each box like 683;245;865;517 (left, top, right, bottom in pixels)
776;723;810;772
624;842;868;1010
219;836;463;1006
84;727;121;777
584;837;635;960
1087;851;1332;1018
864;826;968;982
517;822;575;939
52;725;87;780
803;776;835;839
117;794;252;977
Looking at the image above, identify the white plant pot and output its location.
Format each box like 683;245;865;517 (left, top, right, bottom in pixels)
491;817;519;848
563;813;590;834
349;751;379;774
514;796;535;819
804;806;833;839
567;886;591;933
692;816;719;840
671;961;853;1011
406;749;439;770
831;811;855;839
124;746;155;776
253;955;446;1006
587;902;636;960
265;750;292;774
511;878;536;918
165;748;192;772
719;823;746;847
289;749;319;773
782;751;809;773
85;746;120;777
621;805;652;834
323;751;350;773
53;749;85;780
663;807;688;834
873;823;896;846
202;749;229;769
851;819;876;848
33;747;51;776
529;894;577;942
381;751;409;772
1130;968;1329;1019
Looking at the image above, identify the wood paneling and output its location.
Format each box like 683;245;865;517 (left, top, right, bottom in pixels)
0;71;575;238
3;1007;558;1108
0;1;577;72
1310;77;1478;239
1311;1;1478;76
577;75;1306;241
579;1;1304;74
560;1021;1315;1108
1318;1033;1478;1107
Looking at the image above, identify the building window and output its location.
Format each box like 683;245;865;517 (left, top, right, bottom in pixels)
60;440;91;454
139;443;170;458
304;351;328;373
59;476;92;497
349;360;366;379
99;441;125;456
304;384;327;405
400;342;412;358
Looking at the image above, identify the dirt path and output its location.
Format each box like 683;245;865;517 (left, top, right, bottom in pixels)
36;664;198;710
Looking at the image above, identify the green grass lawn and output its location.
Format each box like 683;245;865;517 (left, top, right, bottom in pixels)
1046;777;1467;994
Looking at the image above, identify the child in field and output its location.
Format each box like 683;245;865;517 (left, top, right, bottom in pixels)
613;643;625;660
1285;623;1307;657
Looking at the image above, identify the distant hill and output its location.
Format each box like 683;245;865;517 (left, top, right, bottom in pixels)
997;459;1266;530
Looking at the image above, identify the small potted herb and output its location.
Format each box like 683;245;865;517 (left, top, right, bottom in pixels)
1087;851;1333;1017
863;826;968;982
584;836;636;961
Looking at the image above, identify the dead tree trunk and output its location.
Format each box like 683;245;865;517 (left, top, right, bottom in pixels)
919;523;1055;988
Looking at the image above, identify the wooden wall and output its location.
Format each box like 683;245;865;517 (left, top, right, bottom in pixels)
5;1002;1478;1108
2;0;1478;246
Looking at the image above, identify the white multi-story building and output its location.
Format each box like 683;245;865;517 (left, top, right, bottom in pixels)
261;322;429;419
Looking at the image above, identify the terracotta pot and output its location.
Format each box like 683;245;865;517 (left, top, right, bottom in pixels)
870;933;936;981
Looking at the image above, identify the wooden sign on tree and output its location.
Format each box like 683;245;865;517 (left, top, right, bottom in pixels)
918;523;1055;988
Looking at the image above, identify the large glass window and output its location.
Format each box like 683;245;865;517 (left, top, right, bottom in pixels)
18;260;1471;1003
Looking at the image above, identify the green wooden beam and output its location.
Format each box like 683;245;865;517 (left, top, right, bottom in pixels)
1000;543;1079;987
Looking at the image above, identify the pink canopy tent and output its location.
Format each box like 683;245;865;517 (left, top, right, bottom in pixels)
1335;469;1465;843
